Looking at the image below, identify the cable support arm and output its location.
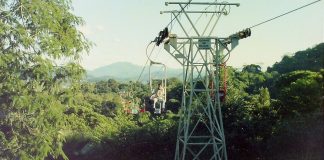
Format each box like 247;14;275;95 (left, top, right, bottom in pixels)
161;10;227;14
165;2;240;7
152;0;194;46
154;27;169;46
222;28;251;44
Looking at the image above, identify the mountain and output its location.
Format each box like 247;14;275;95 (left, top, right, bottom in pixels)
86;62;182;82
87;62;142;79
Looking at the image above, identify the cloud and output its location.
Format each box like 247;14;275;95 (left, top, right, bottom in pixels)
95;25;105;31
112;38;121;43
78;24;106;36
78;25;93;36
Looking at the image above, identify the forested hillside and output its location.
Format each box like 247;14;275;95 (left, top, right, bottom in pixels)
267;43;324;73
0;0;323;160
60;43;324;159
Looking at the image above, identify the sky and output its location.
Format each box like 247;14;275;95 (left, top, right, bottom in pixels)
72;0;324;71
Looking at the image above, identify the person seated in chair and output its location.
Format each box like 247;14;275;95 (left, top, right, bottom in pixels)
150;83;165;110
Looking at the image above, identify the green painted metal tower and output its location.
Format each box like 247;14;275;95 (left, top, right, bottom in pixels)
160;1;251;159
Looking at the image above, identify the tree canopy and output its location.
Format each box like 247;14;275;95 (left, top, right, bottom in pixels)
0;0;90;159
267;43;324;73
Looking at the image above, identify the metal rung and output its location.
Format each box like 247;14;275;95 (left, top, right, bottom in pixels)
154;108;161;114
175;53;185;58
187;143;214;145
179;136;216;138
185;89;216;92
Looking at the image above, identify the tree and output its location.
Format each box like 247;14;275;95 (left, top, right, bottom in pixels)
237;65;270;94
274;70;323;117
267;43;324;74
0;0;90;159
242;64;262;73
258;87;271;108
165;77;182;112
94;79;120;94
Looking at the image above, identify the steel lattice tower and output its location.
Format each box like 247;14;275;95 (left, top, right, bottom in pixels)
160;1;251;159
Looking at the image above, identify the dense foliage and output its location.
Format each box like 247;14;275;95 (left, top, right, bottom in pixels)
60;43;323;160
267;43;324;73
0;1;323;159
0;0;90;159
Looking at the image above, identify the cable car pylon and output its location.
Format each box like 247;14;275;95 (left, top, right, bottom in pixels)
155;1;251;159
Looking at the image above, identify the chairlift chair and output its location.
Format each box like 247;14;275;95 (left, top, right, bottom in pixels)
149;61;167;114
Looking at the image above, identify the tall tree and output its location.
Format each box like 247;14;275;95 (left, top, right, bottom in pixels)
242;64;262;73
274;70;323;116
0;0;90;159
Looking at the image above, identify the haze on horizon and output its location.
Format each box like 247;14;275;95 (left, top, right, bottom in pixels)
72;0;324;71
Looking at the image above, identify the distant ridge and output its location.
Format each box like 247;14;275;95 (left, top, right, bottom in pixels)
86;62;182;82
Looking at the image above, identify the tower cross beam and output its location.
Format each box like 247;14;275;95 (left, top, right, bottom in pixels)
161;10;226;14
165;2;240;6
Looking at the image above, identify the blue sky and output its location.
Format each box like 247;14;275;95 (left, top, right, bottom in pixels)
72;0;324;70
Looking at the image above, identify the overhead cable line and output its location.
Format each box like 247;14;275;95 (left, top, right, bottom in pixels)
153;0;194;46
165;0;194;28
249;0;322;29
137;0;192;81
